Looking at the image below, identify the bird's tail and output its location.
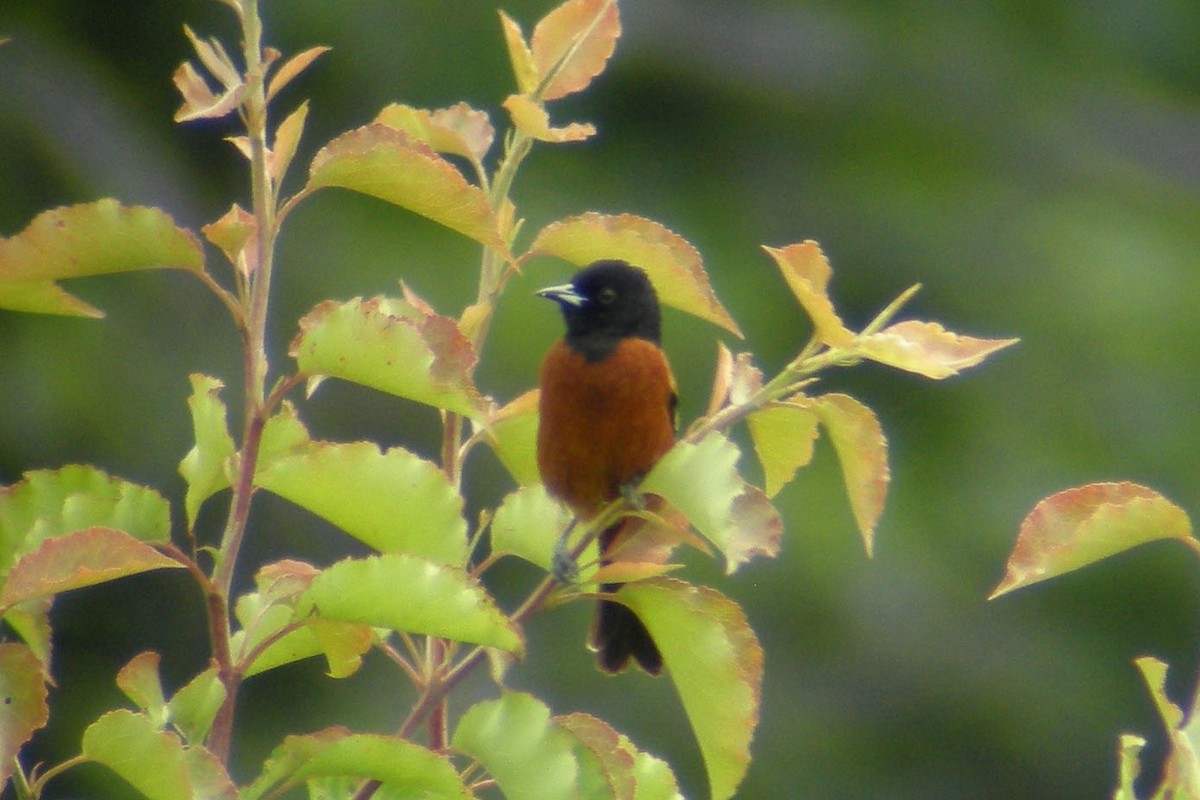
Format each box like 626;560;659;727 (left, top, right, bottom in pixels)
588;521;663;674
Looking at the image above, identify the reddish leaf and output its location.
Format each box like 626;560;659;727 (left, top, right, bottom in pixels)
267;46;331;101
856;320;1018;379
0;643;50;787
990;482;1194;599
528;212;742;336
531;0;621;101
0;528;184;609
374;102;495;167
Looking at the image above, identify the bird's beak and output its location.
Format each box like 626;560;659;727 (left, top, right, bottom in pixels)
536;281;586;307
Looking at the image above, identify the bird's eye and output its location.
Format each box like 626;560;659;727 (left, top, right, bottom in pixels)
597;287;617;304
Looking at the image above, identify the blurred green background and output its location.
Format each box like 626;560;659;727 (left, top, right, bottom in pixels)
3;1;1200;798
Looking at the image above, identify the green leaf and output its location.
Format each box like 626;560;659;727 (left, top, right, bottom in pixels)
0;466;172;577
82;709;236;800
243;729;470;800
305;124;504;249
231;560;372;679
485;389;541;485
530;0;621;102
178;374;236;528
168;666;226;745
374;102;495;168
0;643;50;787
289;294;484;420
810;393;889;557
640;434;780;572
761;241;855;347
254;409;468;565
1114;733;1146;800
2;597;53;665
989;482;1195;600
498;11;538;94
453;691;597;800
0;528;184;610
490;484;572;571
855;320;1019;379
0;200;203;317
1130;656;1200;799
746;400;820;497
618;579;762;800
296;554;523;653
116;651;169;728
528;213;743;337
555;713;636;800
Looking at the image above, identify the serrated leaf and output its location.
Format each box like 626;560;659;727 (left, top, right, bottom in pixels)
529;213;742;336
531;0;621;102
179;374;236;528
254;414;468;564
267;46;331;102
503;94;595;143
0;200;203;317
297;554;523;653
641;434;779;572
762;241;854;347
0;467;170;578
0;643;50;787
453;692;594;800
244;729;470;800
0;528;184;610
746;401;820;497
290;295;484;420
374;102;495;168
619;579;762;800
556;713;636;800
485;389;541;485
83;710;237;800
116;651;169;728
810;393;888;556
306;124;504;248
989;483;1194;600
499;11;538;94
490;484;572;571
1131;656;1200;799
168;667;226;745
855;320;1018;379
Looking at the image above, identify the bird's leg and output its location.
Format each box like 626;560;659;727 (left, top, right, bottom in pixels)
620;480;646;510
551;518;580;583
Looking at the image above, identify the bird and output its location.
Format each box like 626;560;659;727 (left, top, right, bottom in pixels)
536;260;676;674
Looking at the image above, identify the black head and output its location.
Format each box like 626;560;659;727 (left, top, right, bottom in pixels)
537;260;662;360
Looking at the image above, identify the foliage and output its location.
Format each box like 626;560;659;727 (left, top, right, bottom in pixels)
0;1;1188;798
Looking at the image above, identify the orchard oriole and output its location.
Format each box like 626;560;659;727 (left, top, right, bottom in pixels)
537;260;676;675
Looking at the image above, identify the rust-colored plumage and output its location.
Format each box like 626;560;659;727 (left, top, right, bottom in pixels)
536;260;676;674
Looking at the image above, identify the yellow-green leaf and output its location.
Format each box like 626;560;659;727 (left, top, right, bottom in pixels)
619;579;762;800
528;213;742;336
290;295;485;420
746;400;820;497
810;393;889;556
485;389;541;485
178;374;236;527
855;320;1018;379
374;102;495;168
0;200;203;317
762;241;854;347
503;94;595;143
498;11;538;94
306;124;504;248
